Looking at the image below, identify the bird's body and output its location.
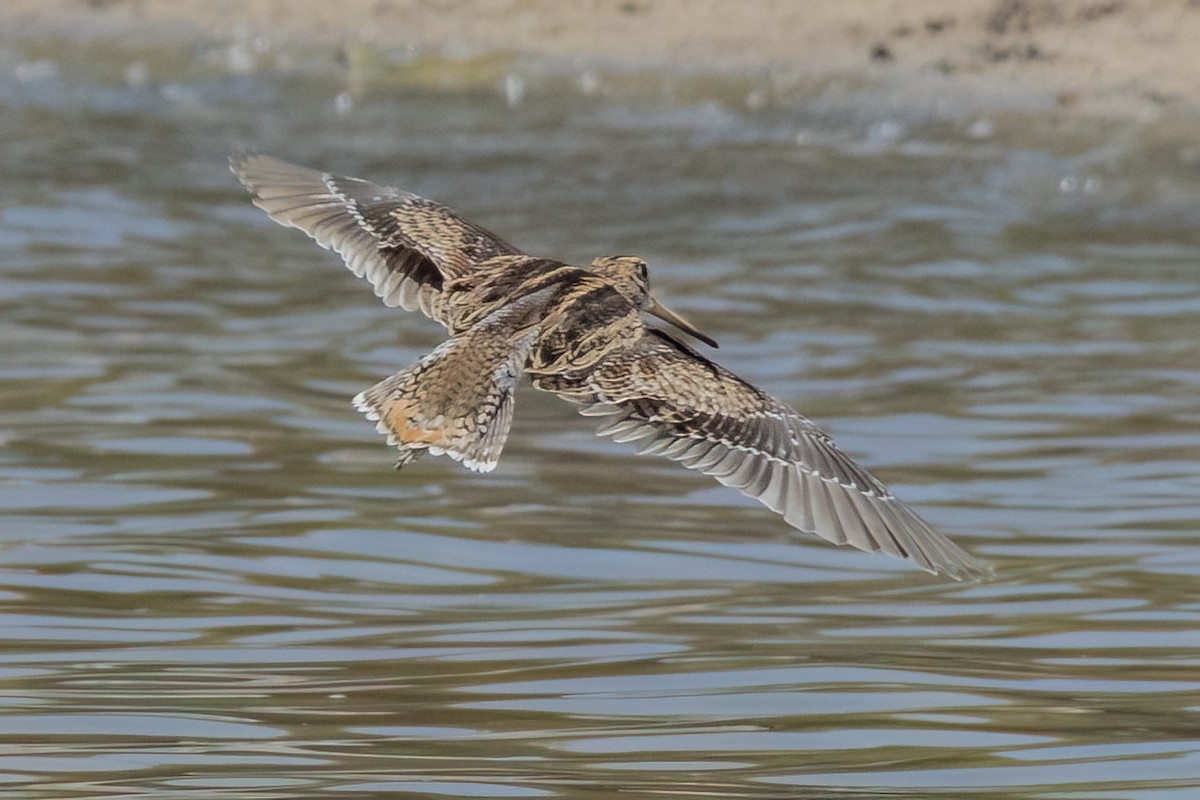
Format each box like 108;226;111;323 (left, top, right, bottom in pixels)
232;155;988;580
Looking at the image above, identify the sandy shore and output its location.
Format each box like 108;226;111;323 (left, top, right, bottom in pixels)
6;0;1200;117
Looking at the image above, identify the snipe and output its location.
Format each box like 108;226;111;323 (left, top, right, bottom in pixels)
232;155;987;580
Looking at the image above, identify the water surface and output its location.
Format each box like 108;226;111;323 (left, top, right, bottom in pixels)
1;32;1199;799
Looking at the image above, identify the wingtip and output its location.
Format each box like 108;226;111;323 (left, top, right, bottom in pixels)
228;150;260;179
937;553;995;583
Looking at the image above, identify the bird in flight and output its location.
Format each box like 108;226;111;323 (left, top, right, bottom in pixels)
232;155;987;580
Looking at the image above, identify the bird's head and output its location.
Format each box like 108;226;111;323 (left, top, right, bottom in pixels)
590;255;718;348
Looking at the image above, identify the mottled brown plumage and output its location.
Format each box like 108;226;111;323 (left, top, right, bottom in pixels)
232;155;988;580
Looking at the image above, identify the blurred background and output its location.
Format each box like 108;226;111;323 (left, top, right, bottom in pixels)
2;1;1199;798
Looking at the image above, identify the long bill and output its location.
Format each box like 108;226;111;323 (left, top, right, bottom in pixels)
647;296;719;348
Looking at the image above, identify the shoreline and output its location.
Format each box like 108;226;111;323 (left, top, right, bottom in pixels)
5;0;1200;119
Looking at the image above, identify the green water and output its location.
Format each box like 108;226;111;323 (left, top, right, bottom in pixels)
1;28;1199;799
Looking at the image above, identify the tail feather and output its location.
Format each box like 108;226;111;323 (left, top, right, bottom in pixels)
353;329;537;472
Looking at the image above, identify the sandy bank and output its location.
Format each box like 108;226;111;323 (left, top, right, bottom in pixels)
5;0;1200;117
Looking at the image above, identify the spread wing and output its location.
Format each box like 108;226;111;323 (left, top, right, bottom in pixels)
548;331;988;580
230;155;524;328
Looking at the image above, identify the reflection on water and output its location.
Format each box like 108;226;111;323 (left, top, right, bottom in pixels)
1;29;1199;800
